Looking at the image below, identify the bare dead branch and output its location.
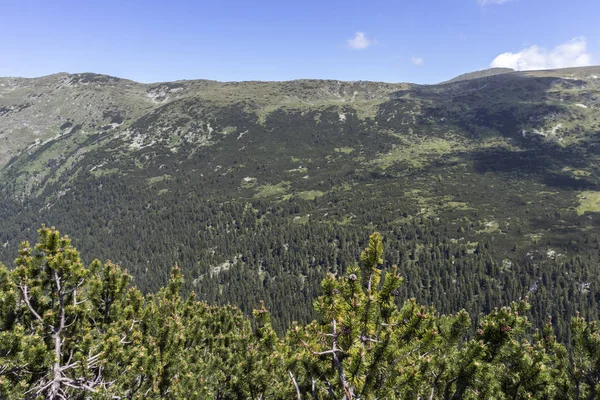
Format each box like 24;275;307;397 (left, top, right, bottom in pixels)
18;284;45;324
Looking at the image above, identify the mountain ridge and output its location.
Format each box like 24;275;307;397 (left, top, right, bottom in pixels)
6;64;600;85
439;67;515;84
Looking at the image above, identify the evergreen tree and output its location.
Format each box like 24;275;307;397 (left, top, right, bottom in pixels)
3;226;600;399
0;225;139;399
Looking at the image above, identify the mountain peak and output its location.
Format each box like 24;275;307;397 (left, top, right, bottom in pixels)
440;68;515;84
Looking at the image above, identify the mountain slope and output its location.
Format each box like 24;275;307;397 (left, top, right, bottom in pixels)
1;67;600;332
440;67;514;84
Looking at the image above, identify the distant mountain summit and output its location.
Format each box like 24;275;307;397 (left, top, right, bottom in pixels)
440;67;515;84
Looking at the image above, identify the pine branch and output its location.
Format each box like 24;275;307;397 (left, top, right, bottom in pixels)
18;283;44;325
288;370;302;400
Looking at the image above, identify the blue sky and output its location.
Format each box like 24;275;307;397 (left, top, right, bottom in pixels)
1;0;598;83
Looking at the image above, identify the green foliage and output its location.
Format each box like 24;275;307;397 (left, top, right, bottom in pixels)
4;226;600;399
569;315;600;399
0;225;141;398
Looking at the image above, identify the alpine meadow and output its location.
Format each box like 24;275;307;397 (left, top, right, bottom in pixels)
3;66;600;398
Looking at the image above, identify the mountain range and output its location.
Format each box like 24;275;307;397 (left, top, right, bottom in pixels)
2;66;600;333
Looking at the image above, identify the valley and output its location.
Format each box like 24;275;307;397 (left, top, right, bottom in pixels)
2;66;600;335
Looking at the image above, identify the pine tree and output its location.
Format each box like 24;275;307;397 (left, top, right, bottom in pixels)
3;226;600;399
0;225;139;399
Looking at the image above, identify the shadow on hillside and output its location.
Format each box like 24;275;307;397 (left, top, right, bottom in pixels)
382;72;589;143
469;146;599;191
390;73;586;102
382;71;600;192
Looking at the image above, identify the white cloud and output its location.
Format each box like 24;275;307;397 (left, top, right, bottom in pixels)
478;0;514;5
490;37;592;71
347;32;372;50
411;56;424;66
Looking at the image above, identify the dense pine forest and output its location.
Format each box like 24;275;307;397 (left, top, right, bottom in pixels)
3;178;600;339
2;226;600;399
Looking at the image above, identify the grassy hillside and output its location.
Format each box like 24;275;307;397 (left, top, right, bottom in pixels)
439;67;514;84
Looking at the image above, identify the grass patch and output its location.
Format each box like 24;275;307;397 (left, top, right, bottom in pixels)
338;216;354;225
372;138;459;169
477;220;500;234
527;233;543;243
220;126;237;135
254;181;290;198
465;242;479;254
333;182;355;192
352;100;385;121
147;174;171;184
293;215;310;224
288;166;308;173
241;177;257;188
445;201;474;210
577;191;600;215
91;168;119;177
334;147;354;154
297;190;325;201
561;166;591;177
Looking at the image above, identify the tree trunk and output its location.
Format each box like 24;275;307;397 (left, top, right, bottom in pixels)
51;328;62;399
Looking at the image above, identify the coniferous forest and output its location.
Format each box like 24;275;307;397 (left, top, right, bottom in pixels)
2;226;600;399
